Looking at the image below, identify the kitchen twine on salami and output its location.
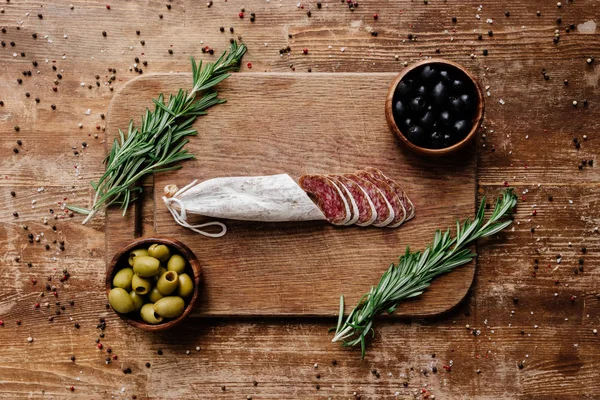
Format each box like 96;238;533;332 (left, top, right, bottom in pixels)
162;180;228;238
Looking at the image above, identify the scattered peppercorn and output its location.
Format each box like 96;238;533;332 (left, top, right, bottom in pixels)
102;31;107;37
168;49;173;54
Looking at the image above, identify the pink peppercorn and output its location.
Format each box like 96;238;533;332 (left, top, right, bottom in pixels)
70;386;75;391
97;343;103;350
34;303;40;308
247;62;252;68
532;210;537;216
106;4;110;9
0;320;4;326
239;11;244;18
373;13;378;20
112;355;118;360
303;48;308;54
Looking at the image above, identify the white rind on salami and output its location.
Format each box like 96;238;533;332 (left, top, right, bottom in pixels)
357;170;406;228
329;176;360;226
344;174;393;227
351;181;378;227
327;178;352;225
364;167;415;221
334;175;377;227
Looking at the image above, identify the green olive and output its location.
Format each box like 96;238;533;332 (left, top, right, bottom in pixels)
152;266;167;283
148;244;171;263
140;303;164;325
129;291;145;312
112;267;134;291
133;256;160;277
128;248;149;267
131;274;152;295
108;288;135;314
167;254;186;274
148;287;165;303
177;273;194;298
156;271;179;295
153;296;185;318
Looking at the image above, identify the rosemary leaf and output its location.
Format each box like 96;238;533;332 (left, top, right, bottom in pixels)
332;189;518;359
71;41;246;223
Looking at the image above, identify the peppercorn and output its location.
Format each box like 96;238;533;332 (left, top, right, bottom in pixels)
102;31;107;37
317;2;322;8
536;11;541;16
229;26;234;33
159;14;163;19
140;40;145;45
306;10;311;17
10;41;14;46
157;349;163;355
38;13;43;19
451;16;457;23
166;4;171;9
136;30;140;35
168;49;173;54
505;11;510;17
1;28;5;33
482;49;488;56
17;78;22;84
51;104;56;110
488;30;493;36
146;362;151;368
557;17;562;24
371;31;378;36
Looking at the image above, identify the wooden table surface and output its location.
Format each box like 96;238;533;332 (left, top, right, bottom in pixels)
1;1;599;399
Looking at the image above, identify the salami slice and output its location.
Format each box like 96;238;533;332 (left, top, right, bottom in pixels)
334;175;377;226
363;167;415;221
329;175;360;226
299;175;350;225
357;170;407;228
344;174;394;227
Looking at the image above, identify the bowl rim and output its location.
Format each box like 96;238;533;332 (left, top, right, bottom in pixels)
106;236;201;331
385;58;485;156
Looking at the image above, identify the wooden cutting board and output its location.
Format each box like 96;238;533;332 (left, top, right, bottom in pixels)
105;72;477;317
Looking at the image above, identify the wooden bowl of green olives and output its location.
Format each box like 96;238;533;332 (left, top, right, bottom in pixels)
106;237;201;331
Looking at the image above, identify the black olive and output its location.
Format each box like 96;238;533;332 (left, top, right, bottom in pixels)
453;120;471;137
415;85;427;96
395;80;413;98
430;131;444;149
420;110;435;129
399;117;413;130
438;110;452;126
451;79;464;93
449;96;464;113
431;81;448;105
393;100;406;118
459;93;474;110
409;96;427;112
406;125;426;146
420;65;437;82
442;133;454;147
439;70;451;82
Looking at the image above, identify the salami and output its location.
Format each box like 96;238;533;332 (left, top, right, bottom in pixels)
357;170;407;228
344;174;394;227
329;176;360;225
333;175;377;226
363;167;415;221
299;175;350;225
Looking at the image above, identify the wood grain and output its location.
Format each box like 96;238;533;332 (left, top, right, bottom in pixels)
1;0;599;398
105;72;477;317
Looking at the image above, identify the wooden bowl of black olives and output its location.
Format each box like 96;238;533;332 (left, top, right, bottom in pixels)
385;59;484;156
106;237;201;331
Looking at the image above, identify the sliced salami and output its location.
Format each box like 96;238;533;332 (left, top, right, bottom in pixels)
329;175;360;226
363;167;415;221
299;174;350;225
357;170;407;228
344;174;394;227
334;175;377;226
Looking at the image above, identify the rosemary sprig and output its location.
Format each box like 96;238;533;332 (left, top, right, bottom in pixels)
332;189;518;358
71;41;247;224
